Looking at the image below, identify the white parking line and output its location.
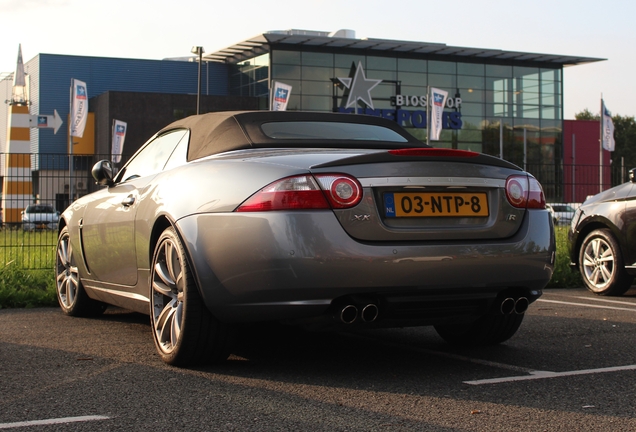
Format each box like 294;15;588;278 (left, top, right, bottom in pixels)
349;297;636;388
0;415;110;430
464;364;636;385
537;298;636;312
573;296;636;306
464;295;636;385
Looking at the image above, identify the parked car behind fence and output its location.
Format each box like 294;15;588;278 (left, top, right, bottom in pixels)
21;204;59;231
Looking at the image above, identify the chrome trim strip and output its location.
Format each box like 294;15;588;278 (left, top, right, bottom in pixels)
359;177;505;188
83;283;149;303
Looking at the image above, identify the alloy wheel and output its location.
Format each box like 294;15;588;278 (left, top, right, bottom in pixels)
581;237;614;291
56;231;78;309
151;236;184;355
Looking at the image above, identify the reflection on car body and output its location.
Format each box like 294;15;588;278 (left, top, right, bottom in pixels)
55;111;555;366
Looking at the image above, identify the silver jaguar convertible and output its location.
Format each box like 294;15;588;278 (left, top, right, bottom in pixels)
55;111;555;366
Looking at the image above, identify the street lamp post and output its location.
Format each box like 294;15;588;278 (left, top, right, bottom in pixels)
191;46;204;114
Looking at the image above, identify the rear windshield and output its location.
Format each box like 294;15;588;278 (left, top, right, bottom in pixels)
26;205;54;213
260;121;409;142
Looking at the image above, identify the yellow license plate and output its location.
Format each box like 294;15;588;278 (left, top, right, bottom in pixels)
384;192;489;217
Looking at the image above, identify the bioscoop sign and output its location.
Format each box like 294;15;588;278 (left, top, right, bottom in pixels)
335;62;462;130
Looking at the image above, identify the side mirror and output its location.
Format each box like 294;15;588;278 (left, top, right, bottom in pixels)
630;168;636;183
92;160;115;186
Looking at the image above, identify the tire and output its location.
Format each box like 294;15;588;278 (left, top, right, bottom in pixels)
578;228;633;296
55;227;107;316
150;227;232;366
434;313;524;347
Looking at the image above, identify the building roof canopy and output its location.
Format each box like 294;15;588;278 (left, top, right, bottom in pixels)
203;29;605;67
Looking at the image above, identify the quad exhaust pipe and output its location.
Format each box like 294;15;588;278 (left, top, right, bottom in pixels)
336;294;529;324
499;297;529;315
336;302;379;324
339;305;358;324
361;304;379;323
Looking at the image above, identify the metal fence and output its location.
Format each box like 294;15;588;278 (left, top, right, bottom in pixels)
0;152;630;270
1;153;111;270
528;162;629;204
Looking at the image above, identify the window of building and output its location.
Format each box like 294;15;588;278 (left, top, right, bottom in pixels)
368;56;397;71
273;50;300;65
398;58;427;73
301;52;333;67
429;61;456;74
457;62;485;76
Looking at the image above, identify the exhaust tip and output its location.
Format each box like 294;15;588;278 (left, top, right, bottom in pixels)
500;297;515;315
514;297;529;314
340;305;358;324
361;304;379;323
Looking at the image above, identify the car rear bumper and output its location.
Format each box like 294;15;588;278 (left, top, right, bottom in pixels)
177;209;554;324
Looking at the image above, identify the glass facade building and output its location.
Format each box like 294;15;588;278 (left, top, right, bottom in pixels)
217;30;602;197
229;46;565;172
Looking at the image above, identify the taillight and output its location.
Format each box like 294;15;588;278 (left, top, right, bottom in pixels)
236;174;362;212
505;175;546;209
314;175;362;208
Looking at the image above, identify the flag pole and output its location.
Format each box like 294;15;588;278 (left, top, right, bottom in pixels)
426;85;430;147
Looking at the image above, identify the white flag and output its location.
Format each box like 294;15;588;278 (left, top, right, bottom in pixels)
429;87;448;141
112;120;127;163
601;99;615;152
271;81;292;111
70;79;88;138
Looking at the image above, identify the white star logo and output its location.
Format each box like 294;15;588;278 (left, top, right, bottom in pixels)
337;62;382;110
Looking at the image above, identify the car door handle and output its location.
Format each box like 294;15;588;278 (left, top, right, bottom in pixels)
122;195;135;207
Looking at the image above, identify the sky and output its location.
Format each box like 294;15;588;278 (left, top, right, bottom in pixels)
2;0;634;120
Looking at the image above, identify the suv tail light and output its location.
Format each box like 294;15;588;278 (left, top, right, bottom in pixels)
236;174;363;212
505;175;546;209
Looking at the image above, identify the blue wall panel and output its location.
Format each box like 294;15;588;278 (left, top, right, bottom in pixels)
34;54;229;159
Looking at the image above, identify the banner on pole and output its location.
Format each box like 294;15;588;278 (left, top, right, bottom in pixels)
112;119;127;163
70;79;88;138
429;87;448;141
271;81;292;111
601;99;615;152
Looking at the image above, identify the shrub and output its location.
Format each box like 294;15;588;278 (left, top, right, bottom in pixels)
547;226;583;288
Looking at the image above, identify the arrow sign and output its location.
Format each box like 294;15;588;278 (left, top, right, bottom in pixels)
30;109;63;134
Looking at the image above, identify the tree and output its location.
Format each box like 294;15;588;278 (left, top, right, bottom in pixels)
612;115;636;170
574;109;599;121
574;109;636;171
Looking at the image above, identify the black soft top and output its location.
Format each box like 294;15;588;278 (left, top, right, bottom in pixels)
158;111;422;162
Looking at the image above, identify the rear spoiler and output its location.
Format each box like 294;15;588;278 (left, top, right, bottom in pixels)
312;148;522;171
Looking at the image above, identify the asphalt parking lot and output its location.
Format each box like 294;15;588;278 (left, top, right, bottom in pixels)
1;288;635;431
